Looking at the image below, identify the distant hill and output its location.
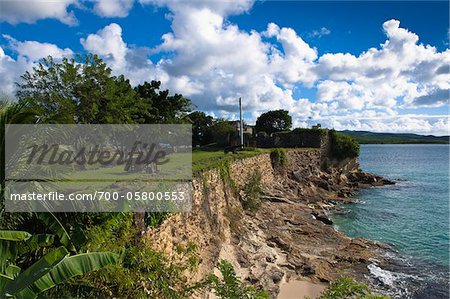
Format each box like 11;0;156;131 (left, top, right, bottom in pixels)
338;130;450;144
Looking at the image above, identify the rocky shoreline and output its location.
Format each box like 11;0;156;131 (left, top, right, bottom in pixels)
227;161;395;297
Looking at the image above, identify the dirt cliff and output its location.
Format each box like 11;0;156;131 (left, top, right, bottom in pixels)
147;149;394;298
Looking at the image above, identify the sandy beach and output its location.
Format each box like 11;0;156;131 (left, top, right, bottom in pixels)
278;280;327;299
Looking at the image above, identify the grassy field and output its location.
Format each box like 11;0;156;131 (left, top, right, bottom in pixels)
192;148;270;174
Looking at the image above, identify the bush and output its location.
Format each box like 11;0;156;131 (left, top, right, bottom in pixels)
292;127;328;136
257;131;268;137
241;170;263;211
270;148;287;170
329;130;360;159
207;260;269;299
318;276;389;299
49;213;201;298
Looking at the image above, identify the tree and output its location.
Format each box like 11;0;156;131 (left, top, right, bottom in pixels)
210;121;236;147
16;54;137;124
186;111;214;146
134;81;192;124
255;110;292;135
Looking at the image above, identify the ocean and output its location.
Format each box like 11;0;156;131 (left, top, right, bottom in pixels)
332;144;449;299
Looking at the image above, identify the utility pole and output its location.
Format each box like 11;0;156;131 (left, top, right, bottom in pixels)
239;97;244;148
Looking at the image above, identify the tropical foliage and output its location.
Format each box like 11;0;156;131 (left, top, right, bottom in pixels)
207;260;269;299
329;130;360;159
317;276;389;299
187;111;215;146
0;229;118;298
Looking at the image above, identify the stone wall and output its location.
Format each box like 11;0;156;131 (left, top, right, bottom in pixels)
245;130;329;150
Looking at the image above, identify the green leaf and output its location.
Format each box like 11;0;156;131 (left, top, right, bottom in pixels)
0;274;13;295
32;252;119;293
0;232;55;273
0;231;31;242
37;213;75;252
25;234;55;252
1;247;69;297
0;239;21;273
5;265;21;278
13;285;36;299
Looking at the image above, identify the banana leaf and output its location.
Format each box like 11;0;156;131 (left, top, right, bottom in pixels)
23;234;55;253
32;252;119;293
37;213;75;252
1;246;69;297
5;265;20;278
0;241;22;274
0;231;31;241
0;274;13;295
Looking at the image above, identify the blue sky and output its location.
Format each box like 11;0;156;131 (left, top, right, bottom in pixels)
0;1;449;135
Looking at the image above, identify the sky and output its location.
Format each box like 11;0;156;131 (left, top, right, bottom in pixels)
0;0;449;135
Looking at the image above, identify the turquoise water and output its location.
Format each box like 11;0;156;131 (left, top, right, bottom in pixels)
332;144;449;298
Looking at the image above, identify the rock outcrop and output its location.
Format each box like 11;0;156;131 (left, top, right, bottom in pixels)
147;149;394;298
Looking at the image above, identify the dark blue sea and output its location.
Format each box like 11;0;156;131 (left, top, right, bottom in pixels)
332;144;450;299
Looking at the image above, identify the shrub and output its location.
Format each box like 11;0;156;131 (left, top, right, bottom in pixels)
49;213;201;298
270;148;287;170
145;212;170;228
241;170;263;211
329;130;360;160
257;131;268;137
207;260;269;299
318;276;389;299
292;127;328;136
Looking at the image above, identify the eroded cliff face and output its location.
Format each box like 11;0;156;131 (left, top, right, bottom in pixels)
147;149;392;297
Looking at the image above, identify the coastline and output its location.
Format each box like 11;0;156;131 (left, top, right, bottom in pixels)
149;149;398;298
332;144;450;299
225;166;396;297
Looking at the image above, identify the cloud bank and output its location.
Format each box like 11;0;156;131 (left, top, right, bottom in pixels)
0;0;448;135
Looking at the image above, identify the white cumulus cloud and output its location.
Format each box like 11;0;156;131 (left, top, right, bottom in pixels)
93;0;135;18
0;37;74;95
0;0;78;25
4;35;73;62
0;0;448;135
314;19;450;110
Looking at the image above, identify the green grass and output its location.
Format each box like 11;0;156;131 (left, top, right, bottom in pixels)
192;148;270;175
65;152;192;181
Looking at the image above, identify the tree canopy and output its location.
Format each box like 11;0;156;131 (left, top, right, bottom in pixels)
16;54;191;125
134;81;192;124
186;111;214;146
255;109;292;135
